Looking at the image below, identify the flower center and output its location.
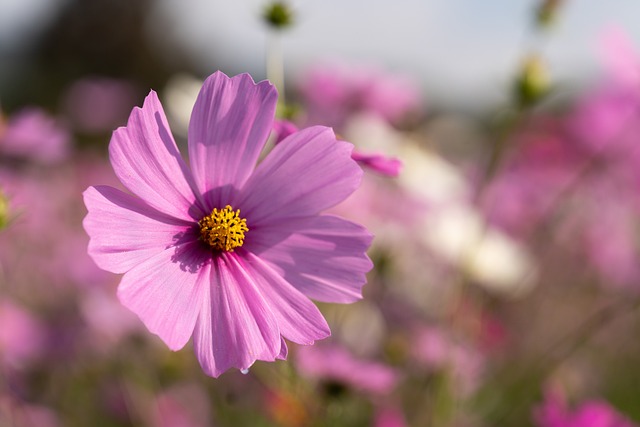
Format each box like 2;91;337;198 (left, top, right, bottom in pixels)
198;205;249;252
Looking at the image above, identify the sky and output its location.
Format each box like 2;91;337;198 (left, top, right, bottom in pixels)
2;0;640;108
151;0;640;107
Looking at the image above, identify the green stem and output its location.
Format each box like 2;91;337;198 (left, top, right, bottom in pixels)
266;30;286;106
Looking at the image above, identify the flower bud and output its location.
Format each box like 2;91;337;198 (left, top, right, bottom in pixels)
263;2;294;30
0;189;10;230
514;54;549;108
536;0;564;29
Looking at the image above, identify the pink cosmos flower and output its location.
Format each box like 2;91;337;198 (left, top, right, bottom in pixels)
412;326;485;396
151;384;212;427
0;396;59;427
0;108;71;164
534;388;638;427
374;407;408;427
82;71;373;377
272;119;299;144
295;343;399;395
568;28;640;155
0;300;47;367
481;118;581;237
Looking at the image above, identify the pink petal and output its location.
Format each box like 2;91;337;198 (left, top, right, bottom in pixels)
192;253;281;377
272;119;298;144
351;151;403;177
246;215;373;303
296;344;399;394
277;337;288;360
238;251;331;344
237;126;362;227
109;91;203;221
599;26;640;87
83;185;194;274
117;241;209;351
188;72;278;208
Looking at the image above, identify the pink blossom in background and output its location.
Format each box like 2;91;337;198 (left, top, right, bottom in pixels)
485;115;640;289
599;26;640;88
412;327;485;396
488;39;640;289
481;119;582;237
374;407;408;427
534;388;638;427
0;300;46;367
295;343;399;395
272;119;299;144
0;396;59;427
297;62;422;130
151;385;211;427
580;185;640;287
568;85;639;153
0;108;71;164
568;28;640;156
0;170;73;293
62;77;138;133
485;62;640;288
0;159;114;292
83;71;373;377
331;171;425;234
80;288;141;346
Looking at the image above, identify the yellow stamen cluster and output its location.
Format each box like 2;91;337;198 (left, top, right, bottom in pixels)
198;205;249;252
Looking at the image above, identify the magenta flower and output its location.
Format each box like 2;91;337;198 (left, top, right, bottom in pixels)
0;300;46;367
0;108;71;164
295;343;399;395
534;388;638;427
82;72;373;377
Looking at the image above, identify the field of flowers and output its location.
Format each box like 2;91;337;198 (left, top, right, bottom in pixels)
1;1;639;426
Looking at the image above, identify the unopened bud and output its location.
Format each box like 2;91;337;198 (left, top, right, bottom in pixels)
0;189;10;230
515;54;549;107
536;0;564;29
263;2;294;30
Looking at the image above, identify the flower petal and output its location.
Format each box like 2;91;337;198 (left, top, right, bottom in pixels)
277;338;288;360
238;126;362;226
246;215;373;303
238;251;331;345
188;72;278;208
117;241;209;351
109;91;203;221
83;185;193;274
192;253;281;377
351;151;403;177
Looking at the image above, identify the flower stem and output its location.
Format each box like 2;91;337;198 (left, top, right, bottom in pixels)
266;30;286;106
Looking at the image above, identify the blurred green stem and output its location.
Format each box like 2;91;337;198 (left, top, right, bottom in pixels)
474;106;526;205
267;30;286;107
486;295;640;425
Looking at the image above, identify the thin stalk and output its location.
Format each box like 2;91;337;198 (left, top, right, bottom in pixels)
266;30;285;104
